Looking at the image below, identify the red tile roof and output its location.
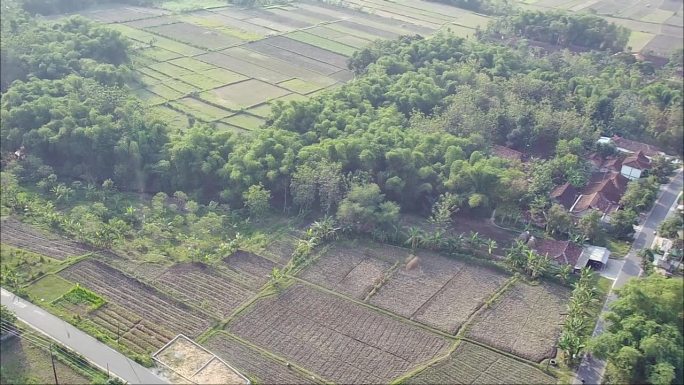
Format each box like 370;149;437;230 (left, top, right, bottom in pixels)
533;239;583;266
570;172;629;215
622;150;651;170
550;183;578;210
611;136;663;158
492;145;524;162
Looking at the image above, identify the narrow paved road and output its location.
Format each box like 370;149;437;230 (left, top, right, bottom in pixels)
0;287;168;384
575;169;683;384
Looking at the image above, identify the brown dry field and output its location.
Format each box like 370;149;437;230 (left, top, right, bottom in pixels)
0;217;91;260
467;281;571;362
228;284;451;384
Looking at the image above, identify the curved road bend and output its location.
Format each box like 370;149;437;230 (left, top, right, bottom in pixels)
575;169;684;385
0;287;167;384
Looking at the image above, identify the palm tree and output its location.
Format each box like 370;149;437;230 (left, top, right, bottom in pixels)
425;230;445;251
557;331;585;363
404;227;424;251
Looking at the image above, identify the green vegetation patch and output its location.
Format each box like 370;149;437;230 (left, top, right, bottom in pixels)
137;66;172;82
202;68;249;85
159;0;228;12
169;57;216;72
132;88;167;105
246;103;273;119
222;113;266;130
59;285;106;311
0;244;62;286
628;30;656;51
165;79;197;94
148;83;185;100
151;105;190;131
278;78;325;95
442;23;477;39
108;24;205;56
148;62;193;79
201;79;290;110
285;31;358;56
26;275;74;303
177;73;223;91
138;47;183;62
172;97;233;121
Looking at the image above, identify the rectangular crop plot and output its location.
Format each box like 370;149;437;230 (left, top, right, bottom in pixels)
245;42;343;75
108;24;205;56
90;303;175;354
285;31;358;56
412;265;510;334
229;284;451;384
0;218;90;260
299;242;405;300
58;259;211;337
196;52;292;83
220;47;334;82
259;36;350;69
171;97;233;121
137;47;183;62
148;22;244;50
368;251;465;319
168;57;216;72
151;105;189;131
201;79;290;110
278;78;326;95
223;250;278;289
152;263;255;318
148;62;193;78
467;281;570;362
177;73;225;90
406;341;556;385
222;113;266;130
204;333;315;384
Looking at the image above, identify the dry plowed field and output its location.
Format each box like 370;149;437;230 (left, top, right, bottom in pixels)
204;333;316;384
406;341;556;384
59;259;212;337
299;242;406;299
0;218;90;260
152;263;256;318
223;250;279;289
228;284;450;384
467;281;571;362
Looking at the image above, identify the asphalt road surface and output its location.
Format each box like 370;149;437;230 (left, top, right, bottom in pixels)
575;169;683;385
0;287;168;384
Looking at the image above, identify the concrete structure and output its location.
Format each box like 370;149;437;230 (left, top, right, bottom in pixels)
575;245;610;271
620;151;651;180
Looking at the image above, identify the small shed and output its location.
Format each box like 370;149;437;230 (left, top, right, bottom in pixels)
575;245;610;271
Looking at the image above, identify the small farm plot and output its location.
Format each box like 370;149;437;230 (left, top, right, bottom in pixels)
171;97;233;122
201;79;290;110
222;113;266;131
58;259;212;338
260;36;351;68
405;341;556;385
245;42;344;75
223;250;279;289
298;242;406;300
147;22;244;50
195;52;292;83
412;265;511;334
228;284;451;384
204;332;316;384
0;218;90;260
467;281;571;362
89;303;175;354
368;251;466;319
152;263;256;318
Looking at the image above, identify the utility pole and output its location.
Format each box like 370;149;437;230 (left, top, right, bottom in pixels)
50;344;59;385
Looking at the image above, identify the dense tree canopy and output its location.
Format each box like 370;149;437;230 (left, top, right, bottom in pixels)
590;275;683;384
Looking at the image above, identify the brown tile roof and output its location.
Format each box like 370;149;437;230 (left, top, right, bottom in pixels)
492;145;524;162
611;136;663;157
533;239;583;266
550;183;578;210
570;172;629;215
622;150;651;170
588;153;622;171
602;157;622;171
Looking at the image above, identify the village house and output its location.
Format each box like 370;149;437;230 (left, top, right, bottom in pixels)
598;135;665;159
569;171;629;221
619;150;652;180
520;232;610;271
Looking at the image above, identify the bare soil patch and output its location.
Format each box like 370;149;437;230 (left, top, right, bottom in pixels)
467;281;570;362
228;284;450;384
205;333;315;384
223;250;278;289
407;341;556;384
1;218;90;260
59;259;211;337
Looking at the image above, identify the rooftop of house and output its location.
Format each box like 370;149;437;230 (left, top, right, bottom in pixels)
530;237;583;266
611;135;663;158
622;150;651;170
492;144;525;162
550;183;579;210
570;171;629;214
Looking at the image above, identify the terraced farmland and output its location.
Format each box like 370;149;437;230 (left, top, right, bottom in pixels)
75;0;491;131
0;218;90;260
